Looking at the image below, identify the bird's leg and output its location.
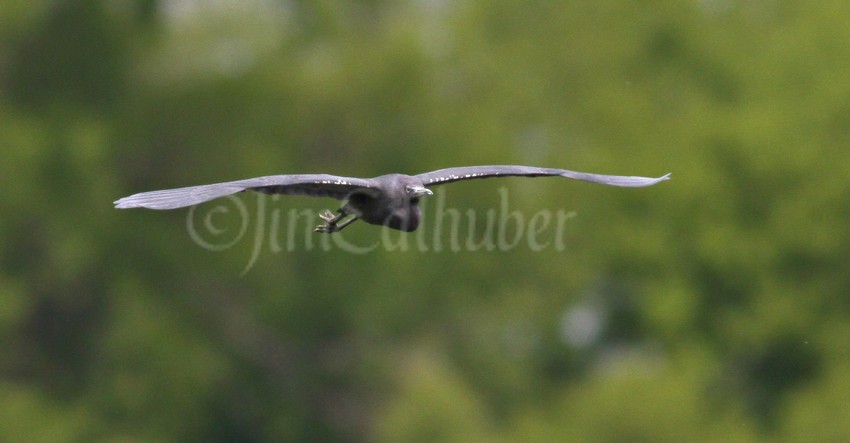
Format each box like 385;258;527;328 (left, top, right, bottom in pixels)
333;214;359;231
315;208;358;233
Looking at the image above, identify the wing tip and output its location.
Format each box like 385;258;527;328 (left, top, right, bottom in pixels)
113;195;137;209
113;199;131;209
113;197;158;210
639;172;671;187
113;192;186;210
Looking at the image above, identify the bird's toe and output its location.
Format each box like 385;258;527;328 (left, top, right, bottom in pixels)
314;224;338;233
318;210;336;222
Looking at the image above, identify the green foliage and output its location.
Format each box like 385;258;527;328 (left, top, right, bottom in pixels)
2;0;849;440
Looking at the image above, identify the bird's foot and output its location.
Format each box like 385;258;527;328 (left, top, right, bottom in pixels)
314;212;358;233
319;209;337;223
314;223;339;233
316;209;342;233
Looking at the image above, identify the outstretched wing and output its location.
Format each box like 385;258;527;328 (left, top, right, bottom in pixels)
114;174;378;210
416;165;670;188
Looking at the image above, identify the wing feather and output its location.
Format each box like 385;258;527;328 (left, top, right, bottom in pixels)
416;165;670;188
114;174;376;210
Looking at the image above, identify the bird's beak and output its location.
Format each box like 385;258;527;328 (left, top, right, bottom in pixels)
410;186;433;197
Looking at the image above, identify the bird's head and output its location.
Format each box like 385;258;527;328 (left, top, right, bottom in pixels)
405;184;433;199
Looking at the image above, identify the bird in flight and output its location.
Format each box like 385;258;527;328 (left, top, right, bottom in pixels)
115;165;670;233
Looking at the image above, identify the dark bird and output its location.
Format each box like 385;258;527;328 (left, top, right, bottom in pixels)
114;165;670;233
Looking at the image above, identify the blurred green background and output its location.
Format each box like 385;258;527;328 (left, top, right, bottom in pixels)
2;0;849;441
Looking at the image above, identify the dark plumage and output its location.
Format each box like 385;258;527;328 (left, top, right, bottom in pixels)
114;165;671;232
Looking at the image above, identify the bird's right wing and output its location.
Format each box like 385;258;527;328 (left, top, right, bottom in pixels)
416;165;671;188
114;174;379;210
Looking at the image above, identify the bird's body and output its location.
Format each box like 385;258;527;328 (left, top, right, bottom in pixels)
339;174;428;232
114;165;670;232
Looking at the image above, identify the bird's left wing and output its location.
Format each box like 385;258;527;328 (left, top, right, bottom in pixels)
416;165;670;188
114;174;378;210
